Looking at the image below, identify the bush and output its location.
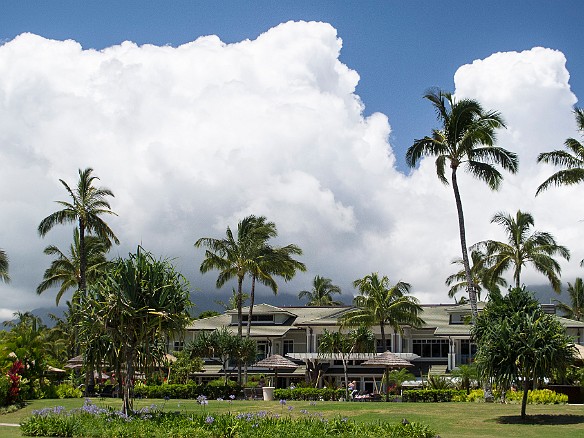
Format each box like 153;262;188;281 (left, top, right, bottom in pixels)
505;389;568;404
56;383;83;399
402;389;466;402
133;382;242;400
273;387;345;401
0;375;10;407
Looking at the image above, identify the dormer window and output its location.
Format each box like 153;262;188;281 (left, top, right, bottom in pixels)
241;314;275;323
449;313;468;324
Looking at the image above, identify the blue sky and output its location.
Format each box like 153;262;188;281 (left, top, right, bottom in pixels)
3;1;582;171
1;2;584;316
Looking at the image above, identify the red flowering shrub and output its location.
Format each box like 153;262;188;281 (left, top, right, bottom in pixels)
6;360;24;404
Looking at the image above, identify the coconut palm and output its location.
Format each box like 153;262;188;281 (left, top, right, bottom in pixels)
196;215;297;338
37;228;110;305
537;107;584;195
38;168;119;297
298;275;343;306
555;277;584;321
245;217;305;338
445;249;507;302
473;210;570;292
406;89;518;318
340;273;424;349
0;249;9;283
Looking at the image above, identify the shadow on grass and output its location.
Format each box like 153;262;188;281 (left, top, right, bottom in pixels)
496;414;584;425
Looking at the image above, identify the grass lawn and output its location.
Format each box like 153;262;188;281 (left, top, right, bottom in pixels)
1;398;583;437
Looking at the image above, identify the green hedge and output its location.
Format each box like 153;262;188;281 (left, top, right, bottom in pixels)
133;382;242;400
402;389;466;402
273;387;345;401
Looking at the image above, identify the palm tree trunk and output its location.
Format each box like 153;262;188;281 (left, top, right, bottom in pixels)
451;168;478;319
246;276;256;338
380;323;386;351
237;275;244;384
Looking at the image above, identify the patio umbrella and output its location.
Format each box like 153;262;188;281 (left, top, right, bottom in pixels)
361;351;413;401
252;354;298;388
64;355;84;370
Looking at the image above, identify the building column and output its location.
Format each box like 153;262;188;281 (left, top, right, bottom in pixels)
447;337;456;370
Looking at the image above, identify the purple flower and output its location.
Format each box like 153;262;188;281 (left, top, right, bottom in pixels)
288;405;294;411
205;415;214;424
229;394;236;400
279;399;286;405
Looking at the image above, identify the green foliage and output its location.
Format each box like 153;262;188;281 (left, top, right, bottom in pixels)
472;287;575;418
55;383;83;399
425;375;453;390
169;350;204;384
402;389;465;402
505;389;568;405
0;374;10;406
273;387;345;401
133;382;242;400
20;401;437;438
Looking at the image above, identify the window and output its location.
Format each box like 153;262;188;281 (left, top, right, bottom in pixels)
173;341;184;352
376;338;392;353
256;341;268;360
283;340;294;355
241;314;274;323
412;339;448;358
460;340;477;364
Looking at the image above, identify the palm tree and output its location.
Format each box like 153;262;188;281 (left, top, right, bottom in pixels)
245;217;305;338
196;215;302;339
445;249;507;302
0;249;9;283
537;107;584;195
406;89;518;318
318;326;375;400
340;273;424;349
299;275;343;306
37;228;110;305
555;278;584;321
38;168;119;298
473;210;570;292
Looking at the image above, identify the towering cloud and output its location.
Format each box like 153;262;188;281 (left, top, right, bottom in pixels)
0;22;580;319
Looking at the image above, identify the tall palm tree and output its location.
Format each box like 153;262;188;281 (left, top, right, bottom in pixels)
195;215;275;338
38;168;119;298
406;89;518;318
555;277;584;321
537;107;584;195
247;241;305;337
37;228;110;305
298;275;343;306
0;249;9;283
340;273;424;349
445;249;507;302
473;210;570;292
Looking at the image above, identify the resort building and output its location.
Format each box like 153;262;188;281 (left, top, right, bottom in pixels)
171;302;584;390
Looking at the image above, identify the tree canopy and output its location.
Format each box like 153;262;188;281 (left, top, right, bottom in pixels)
472;287;575;419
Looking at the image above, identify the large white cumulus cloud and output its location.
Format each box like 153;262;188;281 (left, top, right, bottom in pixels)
0;22;581;318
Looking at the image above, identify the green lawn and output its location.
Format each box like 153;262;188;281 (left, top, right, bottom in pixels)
2;398;583;438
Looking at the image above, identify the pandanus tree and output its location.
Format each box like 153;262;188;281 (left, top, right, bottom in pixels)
0;249;9;283
472;287;575;419
341;273;424;349
88;247;192;414
472;210;570;292
537;107;584;195
406;89;518;319
299;275;343;306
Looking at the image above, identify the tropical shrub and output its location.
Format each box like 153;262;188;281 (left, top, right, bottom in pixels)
402;389;465;402
274;387;345;401
133;382;242;400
